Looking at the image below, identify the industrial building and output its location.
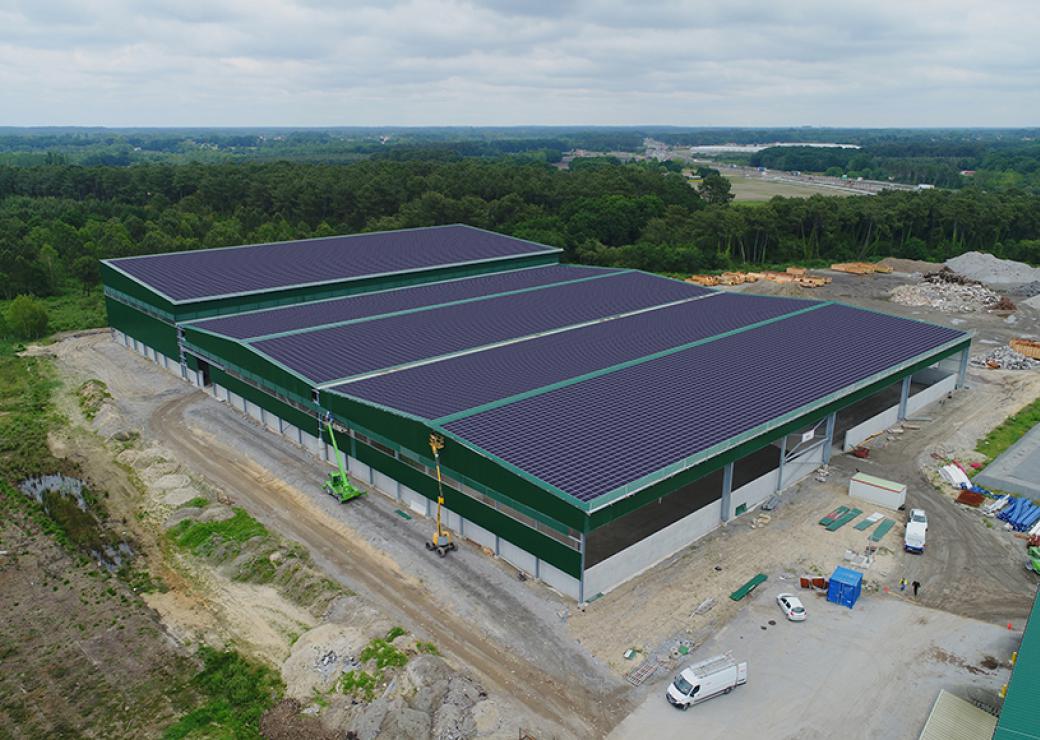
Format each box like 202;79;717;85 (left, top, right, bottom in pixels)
102;224;971;601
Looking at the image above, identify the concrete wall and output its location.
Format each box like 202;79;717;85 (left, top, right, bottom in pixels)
906;372;956;416
729;469;779;518
584;499;722;598
113;330;182;379
844;370;957;450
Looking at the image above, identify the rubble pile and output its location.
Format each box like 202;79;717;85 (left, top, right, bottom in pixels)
970;345;1040;370
890;281;1001;312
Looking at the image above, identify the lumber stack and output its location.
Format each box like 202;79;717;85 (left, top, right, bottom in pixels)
686;267;831;289
830;262;894;275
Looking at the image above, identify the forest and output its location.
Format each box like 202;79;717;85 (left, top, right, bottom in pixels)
1;131;1040;338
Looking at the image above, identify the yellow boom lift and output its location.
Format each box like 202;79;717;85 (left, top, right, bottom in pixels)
425;433;457;557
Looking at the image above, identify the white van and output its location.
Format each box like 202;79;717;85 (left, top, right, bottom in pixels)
904;508;928;553
666;654;748;710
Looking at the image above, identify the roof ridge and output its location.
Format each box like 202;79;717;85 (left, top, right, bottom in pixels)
241;268;629;344
321;290;723;390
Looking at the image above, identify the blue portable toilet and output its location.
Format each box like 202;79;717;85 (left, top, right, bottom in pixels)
827;566;863;609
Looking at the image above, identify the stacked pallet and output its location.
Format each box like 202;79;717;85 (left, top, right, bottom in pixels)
831;262;894;275
1010;338;1040;360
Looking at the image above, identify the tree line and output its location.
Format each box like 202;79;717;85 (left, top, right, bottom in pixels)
1;158;1038;307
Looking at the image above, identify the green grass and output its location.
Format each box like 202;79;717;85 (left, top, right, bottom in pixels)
360;637;409;670
977;393;1040;466
183;497;210;509
416;641;439;656
164;647;284;740
339;669;380;702
168;508;269;555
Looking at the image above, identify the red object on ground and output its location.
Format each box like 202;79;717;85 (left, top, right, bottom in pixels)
1027;535;1040;548
970;462;983;469
852;447;870;459
956;491;986;507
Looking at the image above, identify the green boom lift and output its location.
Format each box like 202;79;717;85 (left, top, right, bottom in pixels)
321;413;364;504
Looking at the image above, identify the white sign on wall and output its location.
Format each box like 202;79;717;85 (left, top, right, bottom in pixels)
801;430;815;444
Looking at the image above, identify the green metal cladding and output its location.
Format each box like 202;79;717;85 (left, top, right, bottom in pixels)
350;437;582;577
104;296;180;358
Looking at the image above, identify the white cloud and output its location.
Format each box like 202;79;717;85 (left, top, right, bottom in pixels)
0;0;1036;126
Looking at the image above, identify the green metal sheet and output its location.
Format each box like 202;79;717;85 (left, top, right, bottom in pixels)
730;573;768;601
104;296;180;358
826;508;863;531
819;506;850;527
870;519;896;542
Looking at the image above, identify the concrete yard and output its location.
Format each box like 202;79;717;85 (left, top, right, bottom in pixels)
976;424;1040;499
611;593;1016;740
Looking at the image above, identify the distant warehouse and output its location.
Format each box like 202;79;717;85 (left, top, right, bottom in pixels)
101;224;971;600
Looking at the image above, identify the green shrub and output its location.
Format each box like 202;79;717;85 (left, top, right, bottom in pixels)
360;638;408;670
7;295;49;340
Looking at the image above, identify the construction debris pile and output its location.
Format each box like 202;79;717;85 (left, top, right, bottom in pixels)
687;267;831;289
890;269;1003;312
971;344;1040;370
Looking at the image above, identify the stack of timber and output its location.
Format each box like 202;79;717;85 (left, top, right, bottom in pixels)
1010;338;1040;360
686;268;830;289
830;262;894;275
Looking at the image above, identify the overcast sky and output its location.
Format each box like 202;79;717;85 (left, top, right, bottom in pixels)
1;0;1037;127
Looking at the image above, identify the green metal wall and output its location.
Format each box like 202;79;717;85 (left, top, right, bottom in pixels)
104;296;180;358
209;366;318;432
323;392;586;532
350;436;582;577
183;328;315;404
104;253;559;321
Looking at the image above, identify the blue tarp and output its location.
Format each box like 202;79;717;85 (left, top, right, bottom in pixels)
827;566;863;609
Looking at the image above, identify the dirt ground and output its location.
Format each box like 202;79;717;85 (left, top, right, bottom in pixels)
43;333;627;739
0;485;196;737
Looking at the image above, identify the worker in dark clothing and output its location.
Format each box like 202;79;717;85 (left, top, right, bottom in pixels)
912;580;920;597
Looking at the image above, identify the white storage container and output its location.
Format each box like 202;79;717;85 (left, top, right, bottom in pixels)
849;472;906;510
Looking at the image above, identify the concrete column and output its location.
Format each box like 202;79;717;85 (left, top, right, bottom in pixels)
822;412;837;465
494;534;501;556
957;347;970;388
897;375;911;421
578;534;586;604
720;462;734;522
776;435;788;492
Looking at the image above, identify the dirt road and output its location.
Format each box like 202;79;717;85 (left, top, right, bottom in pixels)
831;368;1040;625
151;391;628;738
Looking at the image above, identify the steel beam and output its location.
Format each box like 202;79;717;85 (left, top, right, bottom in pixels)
776;435;788;492
957;347;970;388
720;462;734;522
822;412;837;464
897;375;911;421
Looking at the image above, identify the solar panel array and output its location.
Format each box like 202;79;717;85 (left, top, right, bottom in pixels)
192;264;613;340
108;225;558;303
442;304;965;503
334;293;816;419
253;271;710;383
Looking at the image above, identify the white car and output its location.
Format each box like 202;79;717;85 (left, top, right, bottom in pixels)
776;593;807;621
909;508;928;529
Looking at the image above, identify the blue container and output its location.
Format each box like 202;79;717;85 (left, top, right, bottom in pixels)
827;566;863;609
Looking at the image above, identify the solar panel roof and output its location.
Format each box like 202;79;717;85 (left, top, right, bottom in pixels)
333;292;817;419
105;224;560;303
191;264;615;340
251;271;710;384
440;304;966;505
